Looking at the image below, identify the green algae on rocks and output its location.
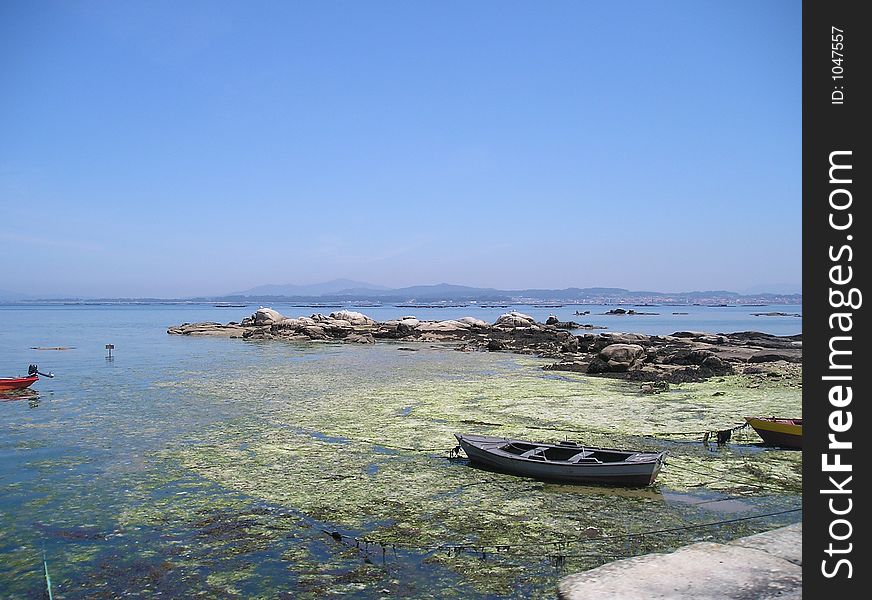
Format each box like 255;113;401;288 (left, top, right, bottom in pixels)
1;342;798;598
163;345;800;595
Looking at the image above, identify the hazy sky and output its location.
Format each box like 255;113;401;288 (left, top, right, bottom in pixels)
1;0;800;298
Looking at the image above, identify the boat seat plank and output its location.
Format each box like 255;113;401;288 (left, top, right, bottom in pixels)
568;451;600;464
520;447;548;458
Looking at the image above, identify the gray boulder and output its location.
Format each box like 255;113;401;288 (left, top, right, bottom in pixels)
303;325;328;339
345;333;375;344
494;311;537;328
593;343;646;372
457;317;489;328
487;339;507;351
416;320;471;332
748;349;802;363
252;307;286;326
562;336;580;353
329;310;376;326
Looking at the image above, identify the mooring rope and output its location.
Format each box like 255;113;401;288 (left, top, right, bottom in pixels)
457;419;753;443
681;492;760;507
647;423;749;440
291;415;756;456
350;438;449;453
666;461;797;491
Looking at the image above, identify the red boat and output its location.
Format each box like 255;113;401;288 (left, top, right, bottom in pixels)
1;365;52;392
0;375;39;392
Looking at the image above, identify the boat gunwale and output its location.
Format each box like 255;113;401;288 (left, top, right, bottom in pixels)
743;417;802;449
456;434;666;468
744;417;803;435
0;375;39;384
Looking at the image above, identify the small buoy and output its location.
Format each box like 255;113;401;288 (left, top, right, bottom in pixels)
105;344;114;359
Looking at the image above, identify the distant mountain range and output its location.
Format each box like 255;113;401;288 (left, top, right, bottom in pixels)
211;280;802;305
0;280;803;305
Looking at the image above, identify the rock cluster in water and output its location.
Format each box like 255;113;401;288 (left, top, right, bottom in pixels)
168;308;801;383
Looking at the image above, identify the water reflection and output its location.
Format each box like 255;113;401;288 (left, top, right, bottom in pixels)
0;389;40;407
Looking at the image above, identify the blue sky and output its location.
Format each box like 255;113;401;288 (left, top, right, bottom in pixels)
0;0;800;298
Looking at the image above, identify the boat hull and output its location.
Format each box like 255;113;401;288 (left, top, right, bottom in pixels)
0;376;38;392
456;434;665;487
745;417;802;449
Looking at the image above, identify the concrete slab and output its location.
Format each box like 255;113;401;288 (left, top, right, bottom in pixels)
729;522;802;566
557;523;802;600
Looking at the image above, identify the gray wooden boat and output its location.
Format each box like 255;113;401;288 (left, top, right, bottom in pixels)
455;434;666;487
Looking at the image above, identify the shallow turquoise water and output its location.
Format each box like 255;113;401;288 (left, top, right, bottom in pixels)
0;306;801;598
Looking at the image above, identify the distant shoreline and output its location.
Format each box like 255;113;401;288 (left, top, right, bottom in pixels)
1;299;803;307
0;283;801;306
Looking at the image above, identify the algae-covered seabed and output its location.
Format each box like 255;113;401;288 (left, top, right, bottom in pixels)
0;342;801;598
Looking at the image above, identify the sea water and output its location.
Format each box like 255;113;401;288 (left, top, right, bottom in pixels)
0;304;801;598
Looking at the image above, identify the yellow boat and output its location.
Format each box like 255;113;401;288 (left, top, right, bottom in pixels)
744;417;802;449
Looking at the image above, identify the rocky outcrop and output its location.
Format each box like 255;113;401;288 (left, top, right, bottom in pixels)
166;322;247;337
168;308;800;382
540;326;797;382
